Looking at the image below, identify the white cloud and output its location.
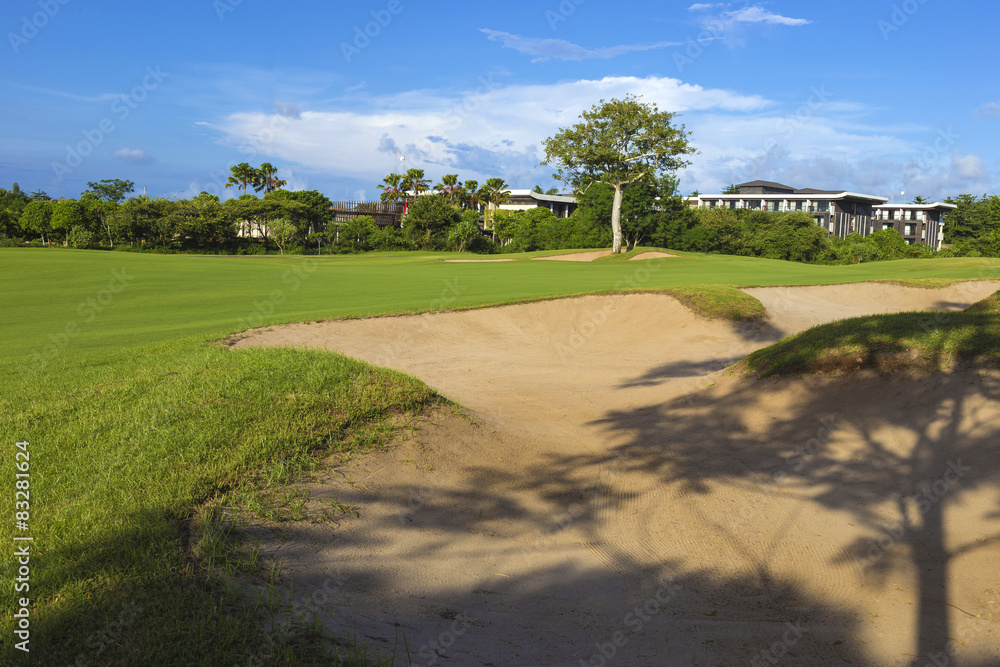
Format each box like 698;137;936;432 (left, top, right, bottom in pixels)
727;6;811;26
207;75;768;188
975;102;1000;118
204;73;991;202
480;29;684;62
113;148;155;165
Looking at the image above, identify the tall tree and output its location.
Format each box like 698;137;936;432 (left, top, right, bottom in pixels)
379;173;405;205
18;200;54;243
400;168;429;200
254;162;287;194
722;184;740;194
435;174;462;203
225;163;258;195
84;179;134;203
460;180;479;211
543;95;696;253
480;178;510;217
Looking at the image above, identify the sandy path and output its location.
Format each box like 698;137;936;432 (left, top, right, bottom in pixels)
231;283;1000;665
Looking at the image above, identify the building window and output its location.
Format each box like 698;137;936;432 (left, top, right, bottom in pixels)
794;201;803;211
766;201;778;212
817;201;829;212
904;223;915;236
729;200;737;209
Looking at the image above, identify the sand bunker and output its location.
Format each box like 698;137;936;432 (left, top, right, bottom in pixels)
531;250;613;261
231;283;1000;665
629;251;678;260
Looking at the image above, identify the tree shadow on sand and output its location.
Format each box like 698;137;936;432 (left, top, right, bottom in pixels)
592;362;1000;664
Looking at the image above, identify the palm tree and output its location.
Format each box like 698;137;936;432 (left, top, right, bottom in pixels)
480;177;511;234
224;162;257;195
461;179;479;210
254;163;287;194
379;173;405;205
400;168;429;201
435;174;461;203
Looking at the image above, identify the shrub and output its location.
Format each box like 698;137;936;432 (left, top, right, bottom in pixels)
403;197;460;249
68;226;95;249
370;226;411;251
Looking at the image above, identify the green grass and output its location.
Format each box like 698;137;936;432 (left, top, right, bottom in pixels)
3;247;1000;664
743;291;1000;377
4;248;1000;362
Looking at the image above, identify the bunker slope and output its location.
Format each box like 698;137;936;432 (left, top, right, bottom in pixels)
231;283;1000;666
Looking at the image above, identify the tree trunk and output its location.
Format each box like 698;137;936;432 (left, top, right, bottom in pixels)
611;183;624;254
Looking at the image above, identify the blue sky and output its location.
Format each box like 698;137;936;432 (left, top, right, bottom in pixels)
2;0;997;203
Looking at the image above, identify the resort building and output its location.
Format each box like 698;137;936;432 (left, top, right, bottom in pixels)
498;190;578;218
686;181;951;250
873;202;954;250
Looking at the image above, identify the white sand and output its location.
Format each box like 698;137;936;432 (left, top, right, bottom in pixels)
230;283;1000;665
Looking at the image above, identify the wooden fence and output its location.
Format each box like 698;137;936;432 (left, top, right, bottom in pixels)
329;200;403;228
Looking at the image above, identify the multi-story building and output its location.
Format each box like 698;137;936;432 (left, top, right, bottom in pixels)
686;180;953;250
873;203;954;249
497;190;578;218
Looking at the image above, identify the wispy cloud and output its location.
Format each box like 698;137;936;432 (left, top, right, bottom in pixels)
13;83;125;104
480;29;686;63
727;6;811;26
975;102;1000;118
113;148;155;165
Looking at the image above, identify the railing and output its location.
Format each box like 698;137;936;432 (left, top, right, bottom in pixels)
329;200;404;228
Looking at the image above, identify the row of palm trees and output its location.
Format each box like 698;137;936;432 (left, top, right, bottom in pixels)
378;169;512;216
224;162;288;195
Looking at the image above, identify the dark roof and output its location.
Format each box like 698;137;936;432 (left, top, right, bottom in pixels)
794;188;841;195
738;180;796;190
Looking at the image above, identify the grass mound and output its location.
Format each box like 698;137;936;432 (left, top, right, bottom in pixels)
663;285;768;322
743;290;1000;377
0;341;436;665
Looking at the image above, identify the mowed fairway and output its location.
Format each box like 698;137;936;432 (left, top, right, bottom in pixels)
5;248;1000;359
3;248;1000;665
